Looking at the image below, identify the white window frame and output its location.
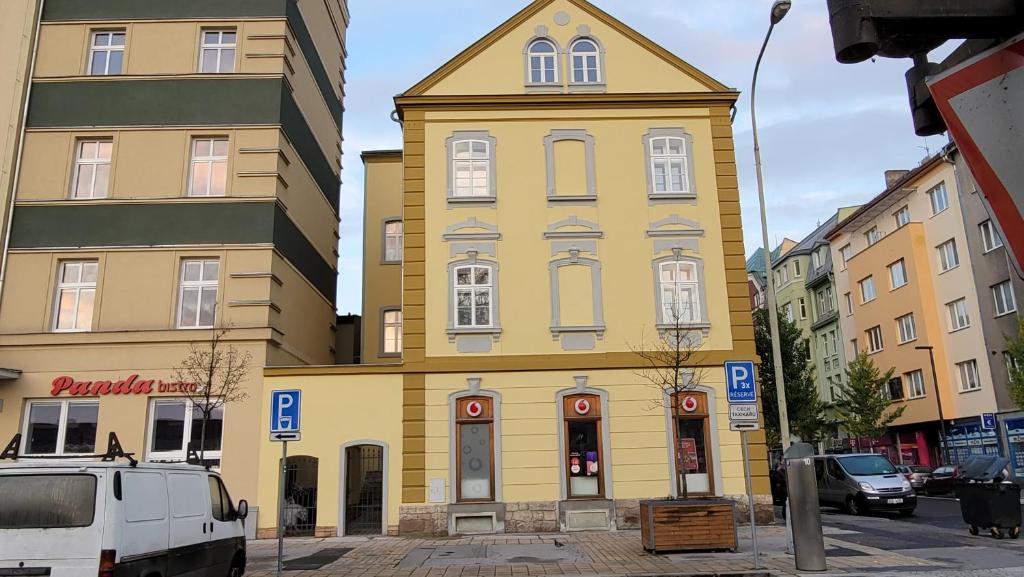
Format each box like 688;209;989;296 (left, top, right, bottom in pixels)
798;297;807;320
88;30;125;75
928;182;949;215
383;220;403;263
993;280;1017;316
569;38;602;84
658;261;702;324
937;239;960;272
839;244;852;269
527;39;558;84
889;259;908;289
382;309;402;355
866;325;884;353
453;264;494;329
845;292;853;316
188;137;229;197
783;302;794;323
1006;353;1022;379
71;139;112;199
451;139;491;198
649;136;690;195
146;398;224;467
947;298;971;331
981;220;1004;253
905;370;926;399
860;276;876;303
198;29;236;74
865;227;881;246
176;259;219;329
894;205;910;228
957;359;982;392
794;260;802;277
53;261;98;332
20;400;100;457
896;313;917;344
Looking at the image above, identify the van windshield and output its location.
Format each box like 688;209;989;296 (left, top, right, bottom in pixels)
0;474;97;529
839;455;897;476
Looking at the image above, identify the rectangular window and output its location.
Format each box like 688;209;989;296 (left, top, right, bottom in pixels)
948;298;971;331
937;239;960;272
840;244;852;269
781;267;789;283
811;250;821;270
1006;353;1022;379
887;377;904;401
564;394;606;498
383;220;403;263
851;338;859;356
866;325;883;353
22;400;99;456
889;259;908;289
89;31;125;75
455;397;494;501
199;29;236;73
981;220;1004;252
177;260;219;329
452;140;490;197
794;260;802;277
859;276;876;303
659;261;701;323
906;370;926;399
454;265;493;328
894;205;910;228
957;359;982;392
783;302;794;323
0;475;97;529
53;261;98;332
188;137;228;197
650;137;689;194
845;292;852;316
382;309;402;355
896;313;917;344
71;140;112;199
993;280;1017;316
817;287;834;316
928;182;949;215
147;399;223;468
798;297;807;320
865;227;881;246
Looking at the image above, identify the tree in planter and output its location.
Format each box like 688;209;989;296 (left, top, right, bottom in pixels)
753;307;828;449
172;328;253;463
1004;317;1024;408
835;351;905;451
632;301;709;499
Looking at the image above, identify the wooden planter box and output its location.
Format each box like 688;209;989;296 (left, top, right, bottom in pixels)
640;499;737;553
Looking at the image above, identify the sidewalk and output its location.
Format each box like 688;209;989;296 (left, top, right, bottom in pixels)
245;526;944;577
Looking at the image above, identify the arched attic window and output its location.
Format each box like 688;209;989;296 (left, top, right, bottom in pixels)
527;39;559;84
569;38;602;84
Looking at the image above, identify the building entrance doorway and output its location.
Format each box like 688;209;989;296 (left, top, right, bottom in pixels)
344;444;384;535
283;455;319;537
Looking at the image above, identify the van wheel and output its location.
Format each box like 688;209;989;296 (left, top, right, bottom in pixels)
228;555;245;577
969;525;979;536
846;497;862;516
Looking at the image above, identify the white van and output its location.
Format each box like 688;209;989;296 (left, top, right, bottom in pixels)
0;461;248;577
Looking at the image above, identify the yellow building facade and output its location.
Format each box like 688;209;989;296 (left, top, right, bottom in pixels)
258;0;766;538
0;0;349;538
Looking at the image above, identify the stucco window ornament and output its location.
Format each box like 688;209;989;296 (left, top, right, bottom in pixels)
447;260;501;343
642;129;698;201
652;255;710;339
527;38;559;84
446;132;498;205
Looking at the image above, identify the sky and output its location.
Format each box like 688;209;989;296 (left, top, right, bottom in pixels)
333;0;950;314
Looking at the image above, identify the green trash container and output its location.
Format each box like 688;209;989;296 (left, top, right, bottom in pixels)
955;481;1022;538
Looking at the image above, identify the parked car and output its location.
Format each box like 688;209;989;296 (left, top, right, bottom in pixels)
924;465;960;495
0;460;248;577
813;453;916;516
896;464;933;490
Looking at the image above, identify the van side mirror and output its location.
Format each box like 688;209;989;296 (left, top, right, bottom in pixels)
237;500;249;520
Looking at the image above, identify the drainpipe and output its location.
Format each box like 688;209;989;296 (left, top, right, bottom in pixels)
0;0;45;303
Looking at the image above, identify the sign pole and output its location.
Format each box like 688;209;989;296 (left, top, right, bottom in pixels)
741;431;759;569
277;439;288;577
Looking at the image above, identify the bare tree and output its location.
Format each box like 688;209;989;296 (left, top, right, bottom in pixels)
631;301;708;499
172;328;253;462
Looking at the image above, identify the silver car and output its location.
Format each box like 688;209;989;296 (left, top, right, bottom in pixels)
896;464;933;490
814;454;917;516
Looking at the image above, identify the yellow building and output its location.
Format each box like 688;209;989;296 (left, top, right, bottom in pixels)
258;0;766;538
827;152;1004;466
0;0;349;537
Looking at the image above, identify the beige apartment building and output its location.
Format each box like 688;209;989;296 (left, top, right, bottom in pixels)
361;150;403;364
0;0;348;534
828;150;1010;467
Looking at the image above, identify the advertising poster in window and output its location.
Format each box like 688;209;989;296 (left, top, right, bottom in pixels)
679;438;699;471
1006;418;1024;477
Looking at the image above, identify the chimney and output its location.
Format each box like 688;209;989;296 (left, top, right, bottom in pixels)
885;170;910;189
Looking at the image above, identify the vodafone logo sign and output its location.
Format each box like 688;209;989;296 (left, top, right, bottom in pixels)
681;396;698;413
466;400;483;417
574;398;591;415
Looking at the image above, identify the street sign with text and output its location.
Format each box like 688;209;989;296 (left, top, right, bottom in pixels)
725;361;757;403
730;403;759;422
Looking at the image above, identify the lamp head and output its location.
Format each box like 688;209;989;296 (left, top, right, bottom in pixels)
770;0;792;25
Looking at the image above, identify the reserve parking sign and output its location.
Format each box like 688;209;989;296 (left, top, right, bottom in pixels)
725;361;757;404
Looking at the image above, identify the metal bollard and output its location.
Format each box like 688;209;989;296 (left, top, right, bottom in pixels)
786;456;827;571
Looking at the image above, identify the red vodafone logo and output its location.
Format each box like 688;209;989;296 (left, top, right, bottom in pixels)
466;400;483;417
681;396;698;413
574;398;591;415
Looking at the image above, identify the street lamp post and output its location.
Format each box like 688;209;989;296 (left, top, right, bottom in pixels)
752;0;793;449
916;345;951;465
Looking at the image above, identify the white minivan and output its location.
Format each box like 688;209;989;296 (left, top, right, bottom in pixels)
0;461;248;577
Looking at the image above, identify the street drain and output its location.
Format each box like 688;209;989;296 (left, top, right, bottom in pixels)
283;548;353;570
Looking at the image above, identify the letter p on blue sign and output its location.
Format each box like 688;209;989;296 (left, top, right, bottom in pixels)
271;389;301;434
725;361;757;404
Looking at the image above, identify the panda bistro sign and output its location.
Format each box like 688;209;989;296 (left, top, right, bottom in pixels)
50;374;199;397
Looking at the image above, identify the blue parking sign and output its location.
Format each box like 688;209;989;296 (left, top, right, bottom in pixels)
725;361;757;403
982;413;996;430
271;390;301;434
